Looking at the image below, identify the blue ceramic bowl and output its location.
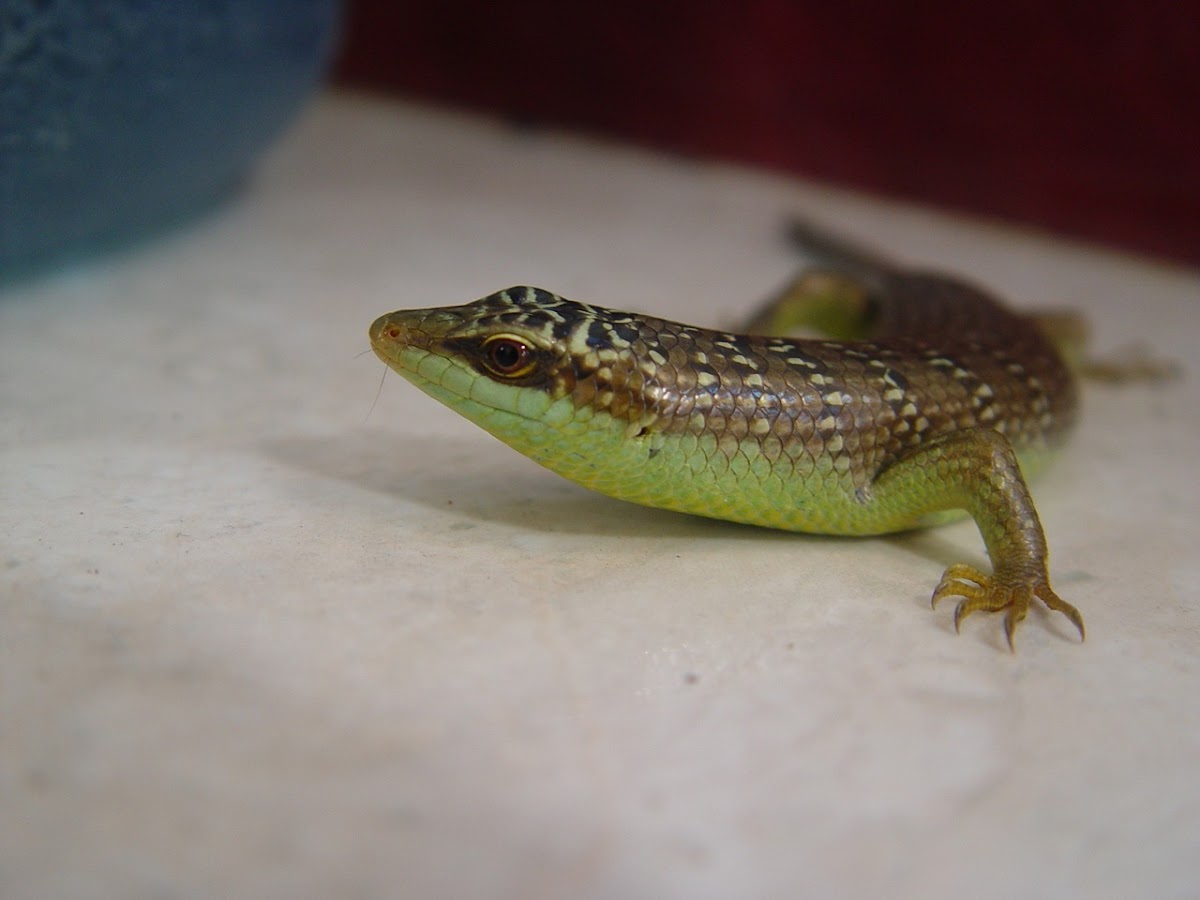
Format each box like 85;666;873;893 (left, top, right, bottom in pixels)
0;0;341;276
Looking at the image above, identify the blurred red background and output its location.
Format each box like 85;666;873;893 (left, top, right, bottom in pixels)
334;1;1198;265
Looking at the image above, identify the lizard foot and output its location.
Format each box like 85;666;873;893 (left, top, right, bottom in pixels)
931;563;1085;650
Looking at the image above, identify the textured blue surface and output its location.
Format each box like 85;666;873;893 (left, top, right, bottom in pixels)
0;0;340;275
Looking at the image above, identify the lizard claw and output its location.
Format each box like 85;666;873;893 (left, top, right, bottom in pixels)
932;564;1084;650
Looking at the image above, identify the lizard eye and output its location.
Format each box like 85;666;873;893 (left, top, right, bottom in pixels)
482;336;536;378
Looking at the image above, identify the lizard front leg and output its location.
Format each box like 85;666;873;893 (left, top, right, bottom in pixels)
867;427;1084;649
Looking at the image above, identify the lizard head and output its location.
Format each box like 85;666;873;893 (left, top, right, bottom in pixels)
369;286;661;455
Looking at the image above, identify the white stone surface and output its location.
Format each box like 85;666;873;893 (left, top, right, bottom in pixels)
2;93;1198;899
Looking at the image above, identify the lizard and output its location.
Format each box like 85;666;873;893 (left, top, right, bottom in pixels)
369;226;1093;648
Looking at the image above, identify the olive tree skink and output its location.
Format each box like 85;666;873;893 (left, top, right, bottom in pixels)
370;241;1086;648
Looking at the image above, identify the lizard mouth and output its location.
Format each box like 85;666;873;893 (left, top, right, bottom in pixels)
369;311;417;359
369;308;466;368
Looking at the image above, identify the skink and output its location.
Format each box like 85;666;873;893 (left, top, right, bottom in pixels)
370;234;1086;648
